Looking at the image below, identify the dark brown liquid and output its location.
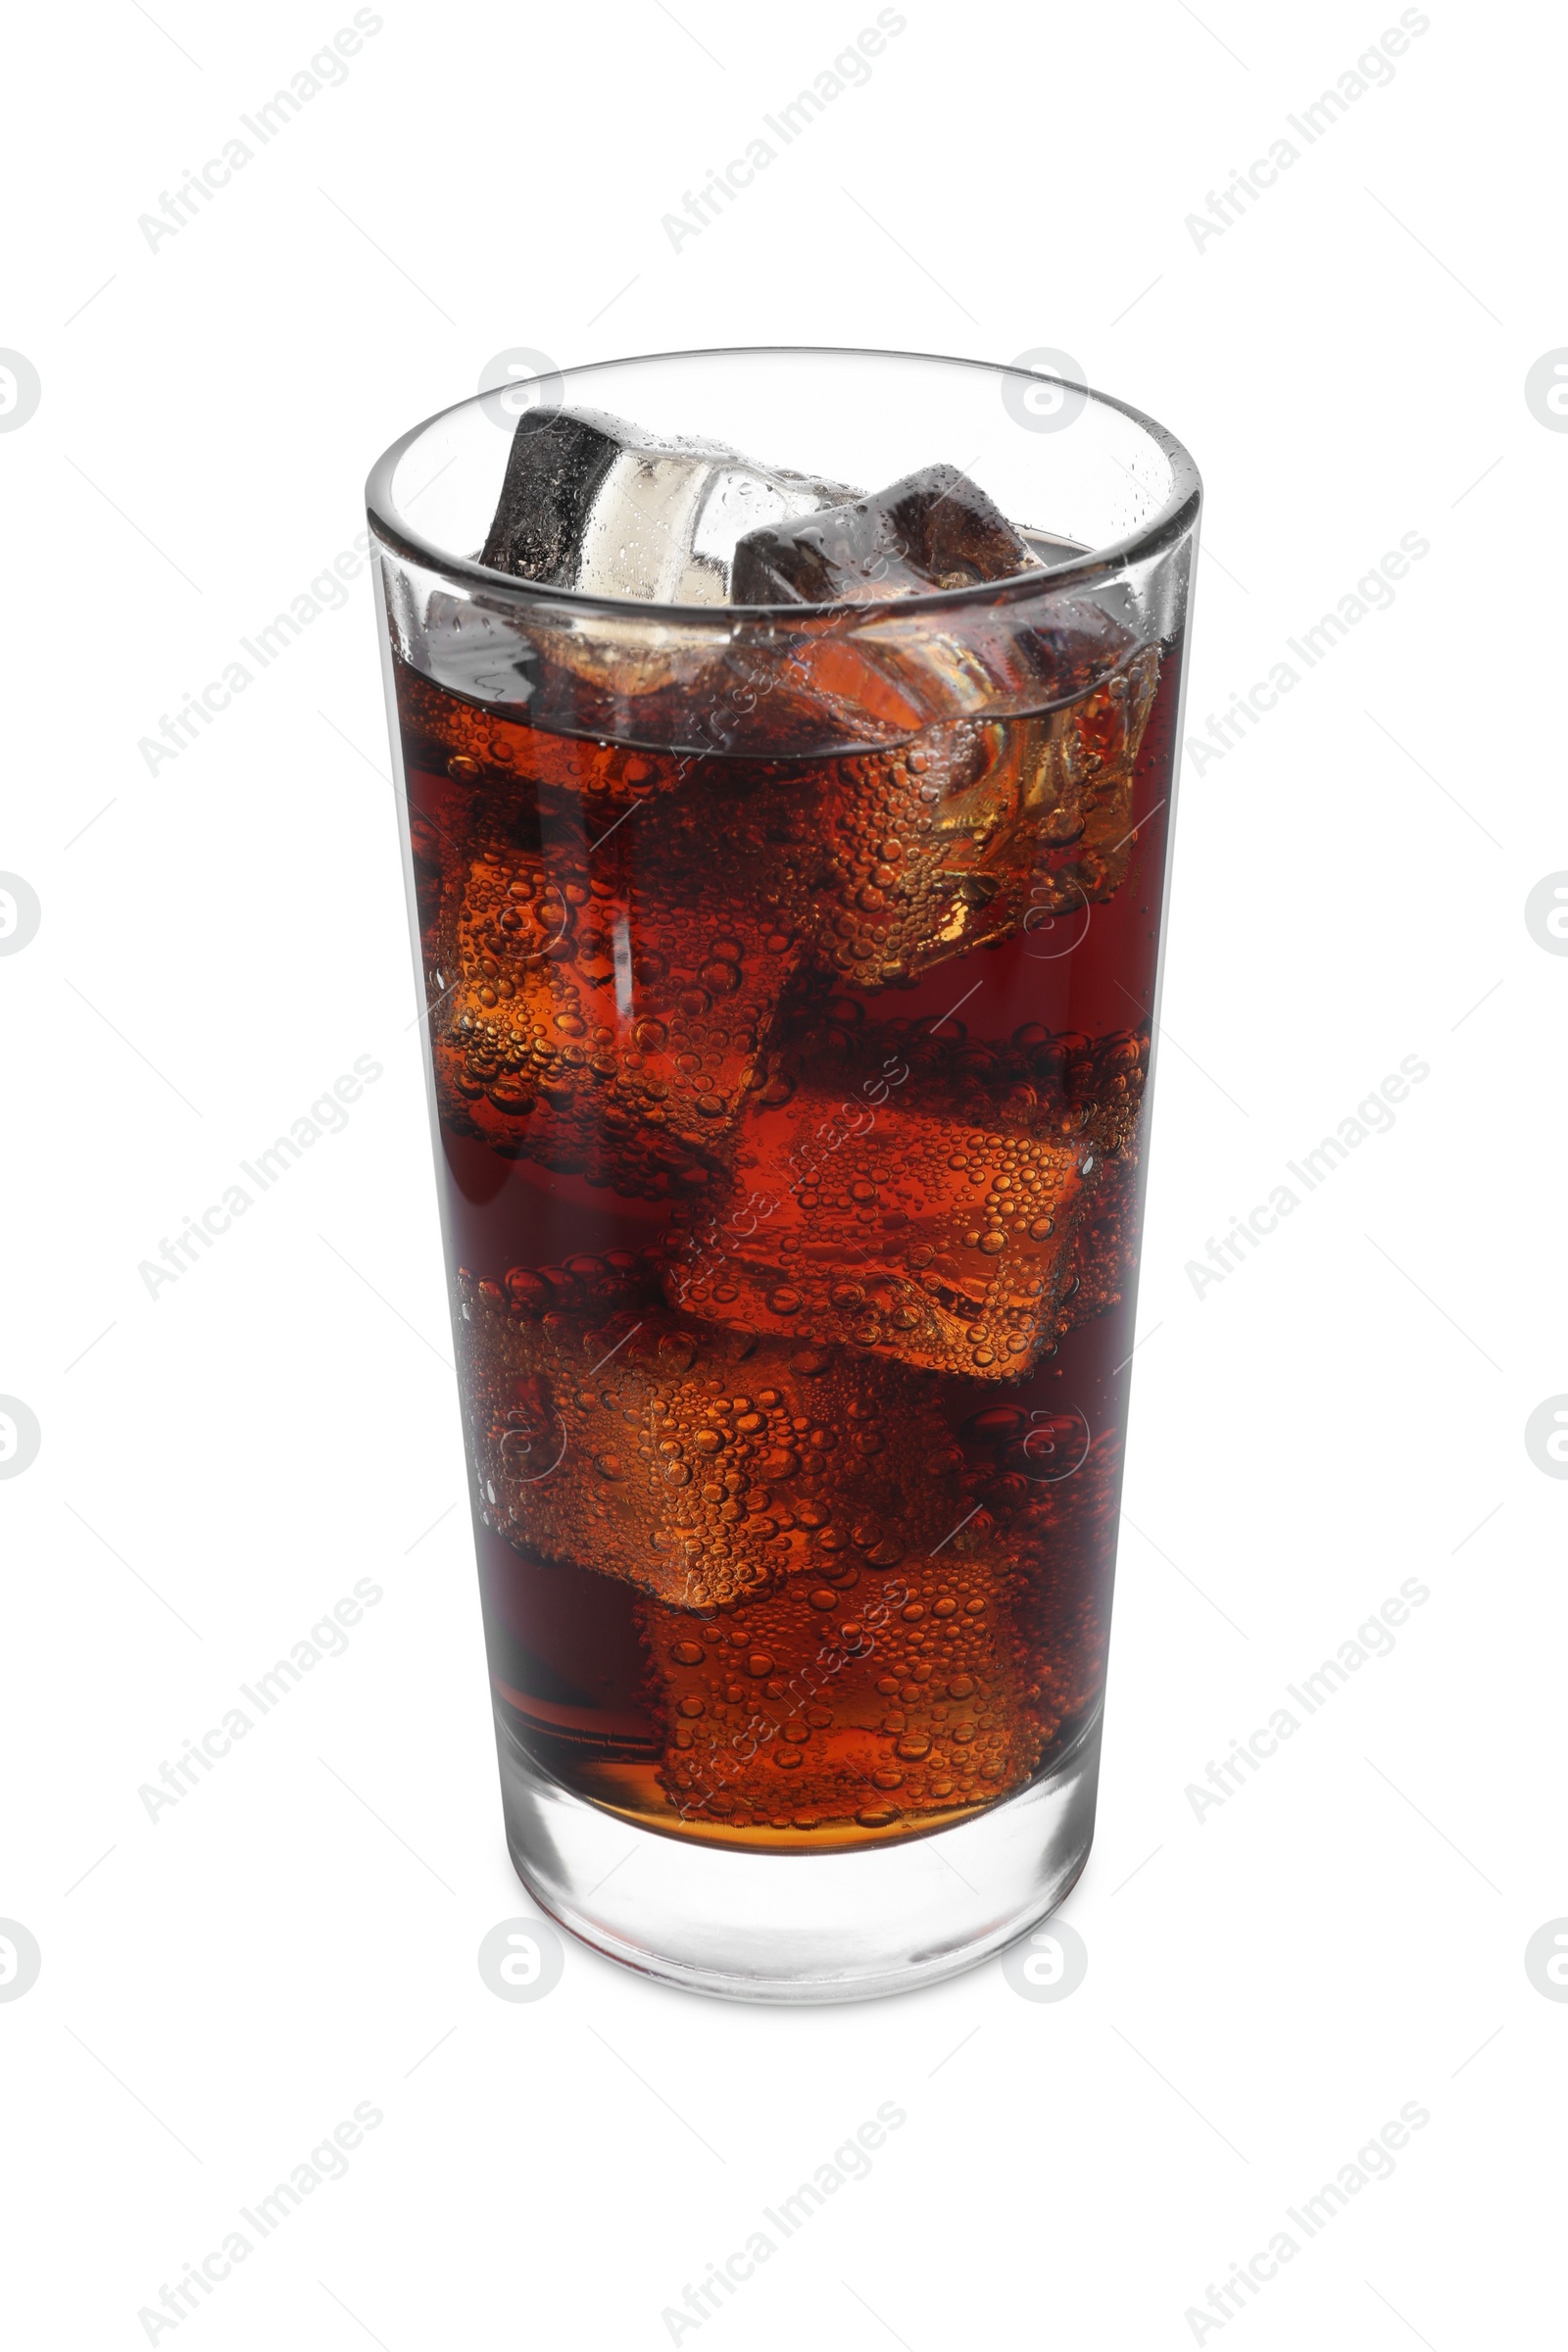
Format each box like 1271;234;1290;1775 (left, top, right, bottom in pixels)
394;628;1181;1849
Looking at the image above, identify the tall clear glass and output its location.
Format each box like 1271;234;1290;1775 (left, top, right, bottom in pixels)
367;348;1200;2000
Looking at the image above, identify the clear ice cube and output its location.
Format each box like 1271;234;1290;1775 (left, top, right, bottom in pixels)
481;407;858;604
729;462;1042;606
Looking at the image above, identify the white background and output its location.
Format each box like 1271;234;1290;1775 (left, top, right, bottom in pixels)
3;1;1564;2344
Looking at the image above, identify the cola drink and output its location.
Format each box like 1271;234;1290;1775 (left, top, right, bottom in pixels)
372;356;1200;1999
388;569;1182;1849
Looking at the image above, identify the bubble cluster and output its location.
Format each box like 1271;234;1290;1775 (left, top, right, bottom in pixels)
801;648;1159;989
402;715;828;1188
397;633;1164;1846
397;650;1159;1165
406;555;1159;762
668;1010;1146;1380
456;1275;1114;1833
656;1410;1117;1834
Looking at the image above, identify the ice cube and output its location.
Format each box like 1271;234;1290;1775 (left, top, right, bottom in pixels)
644;1420;1120;1834
454;1265;1116;1831
662;1014;1145;1379
457;1273;767;1611
395;648;1161;1177
741;651;1158;994
481;407;858;604
457;1277;977;1612
393;671;848;1181
729;462;1041;606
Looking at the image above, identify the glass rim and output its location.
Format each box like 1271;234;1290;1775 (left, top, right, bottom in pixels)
364;343;1201;623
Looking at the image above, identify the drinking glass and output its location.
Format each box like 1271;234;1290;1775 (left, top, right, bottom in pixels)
367;347;1200;2000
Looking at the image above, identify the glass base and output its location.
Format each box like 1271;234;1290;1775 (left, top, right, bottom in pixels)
496;1711;1101;2004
